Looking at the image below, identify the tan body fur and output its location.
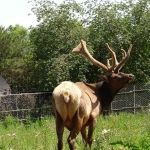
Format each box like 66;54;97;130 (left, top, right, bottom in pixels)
53;81;101;130
53;81;82;126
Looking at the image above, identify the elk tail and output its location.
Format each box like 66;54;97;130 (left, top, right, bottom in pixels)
63;89;70;103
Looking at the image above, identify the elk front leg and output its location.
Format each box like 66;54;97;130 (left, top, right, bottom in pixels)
56;111;64;150
87;116;97;148
81;126;87;144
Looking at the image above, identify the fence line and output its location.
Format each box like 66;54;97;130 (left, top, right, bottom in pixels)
0;92;53;120
111;83;150;114
0;83;150;120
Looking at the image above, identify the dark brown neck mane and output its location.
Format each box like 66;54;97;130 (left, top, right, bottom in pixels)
97;81;120;110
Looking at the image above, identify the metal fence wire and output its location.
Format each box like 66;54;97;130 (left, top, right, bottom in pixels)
112;83;150;113
0;83;150;120
0;92;53;120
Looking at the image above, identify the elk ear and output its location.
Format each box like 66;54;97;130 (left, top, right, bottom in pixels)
98;75;109;82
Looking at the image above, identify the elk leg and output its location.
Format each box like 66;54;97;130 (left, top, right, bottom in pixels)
68;112;83;150
87;117;97;148
56;111;64;150
68;131;78;150
81;126;87;144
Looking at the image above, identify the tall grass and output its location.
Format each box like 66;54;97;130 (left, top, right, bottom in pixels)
0;112;150;150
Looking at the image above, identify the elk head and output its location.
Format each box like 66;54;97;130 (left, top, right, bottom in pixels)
72;40;134;90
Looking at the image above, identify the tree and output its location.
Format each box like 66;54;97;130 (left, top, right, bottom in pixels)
29;0;150;91
87;0;150;82
0;25;34;92
30;0;90;89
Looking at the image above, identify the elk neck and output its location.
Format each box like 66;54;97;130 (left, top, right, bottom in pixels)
96;81;121;110
82;81;120;110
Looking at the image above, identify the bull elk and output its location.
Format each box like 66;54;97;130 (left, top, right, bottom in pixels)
52;40;134;150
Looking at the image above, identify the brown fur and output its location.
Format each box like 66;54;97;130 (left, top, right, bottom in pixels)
52;73;134;150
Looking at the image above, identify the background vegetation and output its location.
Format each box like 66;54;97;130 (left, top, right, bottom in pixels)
0;0;149;92
0;112;150;149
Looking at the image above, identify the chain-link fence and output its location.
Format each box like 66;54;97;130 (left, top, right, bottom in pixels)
111;83;150;114
0;92;53;120
0;83;150;120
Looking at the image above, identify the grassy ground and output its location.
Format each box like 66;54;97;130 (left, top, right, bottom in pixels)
0;112;150;150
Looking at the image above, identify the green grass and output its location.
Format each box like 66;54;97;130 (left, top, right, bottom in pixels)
0;112;150;150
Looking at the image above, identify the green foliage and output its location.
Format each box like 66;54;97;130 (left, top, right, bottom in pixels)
93;112;150;149
88;0;150;82
29;0;150;89
0;116;56;150
0;113;150;149
0;25;34;92
0;0;150;91
29;0;90;89
2;115;19;129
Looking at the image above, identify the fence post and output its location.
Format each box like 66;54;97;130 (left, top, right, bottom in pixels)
15;95;19;118
133;85;136;114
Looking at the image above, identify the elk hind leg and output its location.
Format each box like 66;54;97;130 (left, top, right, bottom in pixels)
68;113;83;150
56;111;64;150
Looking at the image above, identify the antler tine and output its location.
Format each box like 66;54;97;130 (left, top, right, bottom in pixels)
105;43;118;72
107;58;119;69
114;44;132;73
107;58;112;69
72;40;109;74
121;49;127;59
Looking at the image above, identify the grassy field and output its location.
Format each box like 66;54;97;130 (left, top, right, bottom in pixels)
0;112;150;150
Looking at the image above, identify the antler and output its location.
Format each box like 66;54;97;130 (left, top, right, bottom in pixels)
106;48;128;70
72;40;109;73
105;43;118;72
72;40;132;75
114;44;132;73
72;40;117;75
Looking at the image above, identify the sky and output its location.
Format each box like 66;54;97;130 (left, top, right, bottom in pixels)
0;0;86;28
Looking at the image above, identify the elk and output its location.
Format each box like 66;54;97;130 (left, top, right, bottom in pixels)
52;40;134;150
